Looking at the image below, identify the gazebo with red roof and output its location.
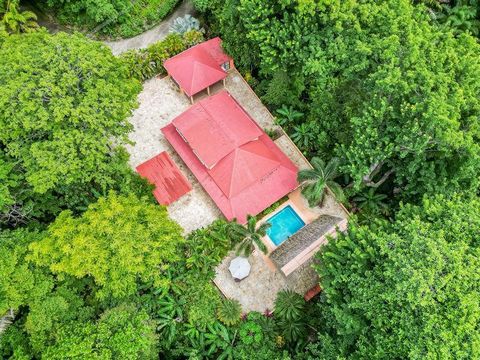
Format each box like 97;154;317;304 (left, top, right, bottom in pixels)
164;37;234;103
162;90;298;223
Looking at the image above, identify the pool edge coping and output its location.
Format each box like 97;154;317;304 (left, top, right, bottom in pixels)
257;199;310;254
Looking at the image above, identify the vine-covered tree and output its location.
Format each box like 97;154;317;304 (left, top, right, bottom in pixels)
0;31;142;226
312;195;480;359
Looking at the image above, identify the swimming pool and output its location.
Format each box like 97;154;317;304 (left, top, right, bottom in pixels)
266;205;305;246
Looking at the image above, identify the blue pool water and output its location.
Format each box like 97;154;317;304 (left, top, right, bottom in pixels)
266;205;305;246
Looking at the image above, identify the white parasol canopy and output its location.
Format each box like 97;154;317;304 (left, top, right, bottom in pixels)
229;256;251;280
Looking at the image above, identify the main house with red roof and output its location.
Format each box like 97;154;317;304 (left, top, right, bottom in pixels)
162;90;298;223
164;37;234;103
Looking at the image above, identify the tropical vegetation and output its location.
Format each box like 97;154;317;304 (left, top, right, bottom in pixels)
297;157;344;207
1;0;480;358
227;214;270;256
42;0;181;38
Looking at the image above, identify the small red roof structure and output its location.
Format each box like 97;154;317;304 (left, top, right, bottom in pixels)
164;37;234;98
162;90;298;223
136;152;192;205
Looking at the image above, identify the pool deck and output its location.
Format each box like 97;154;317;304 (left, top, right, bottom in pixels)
213;188;348;312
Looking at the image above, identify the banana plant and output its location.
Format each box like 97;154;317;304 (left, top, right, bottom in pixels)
275;105;303;127
156;294;185;348
353;188;390;216
204;322;236;360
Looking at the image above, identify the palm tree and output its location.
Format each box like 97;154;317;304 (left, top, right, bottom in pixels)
298;157;344;207
2;0;38;34
227;215;271;256
275;105;303;127
353;188;389;216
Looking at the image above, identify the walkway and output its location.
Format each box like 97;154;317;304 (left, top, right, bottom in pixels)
104;0;196;55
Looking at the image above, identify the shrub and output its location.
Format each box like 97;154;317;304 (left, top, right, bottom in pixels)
239;320;263;346
274;290;305;321
217;298;242;326
185;282;221;329
120;30;204;81
169;14;203;34
191;0;213;12
45;0;181;39
184;219;232;275
183;29;205;47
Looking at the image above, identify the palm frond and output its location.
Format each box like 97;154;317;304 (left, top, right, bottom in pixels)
257;222;271;235
254;237;267;254
326;181;345;202
246;215;257;233
297;169;318;182
324;157;340;179
310;157;326;172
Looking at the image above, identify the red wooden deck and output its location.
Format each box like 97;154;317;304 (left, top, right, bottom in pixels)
136;152;192;205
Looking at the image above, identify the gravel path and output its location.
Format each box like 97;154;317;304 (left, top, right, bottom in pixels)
126;76;222;233
104;0;196;55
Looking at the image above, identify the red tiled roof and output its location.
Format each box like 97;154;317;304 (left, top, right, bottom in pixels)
161;92;298;223
201;37;231;65
136;152;192;205
208;140;280;198
164;37;231;97
172;91;262;168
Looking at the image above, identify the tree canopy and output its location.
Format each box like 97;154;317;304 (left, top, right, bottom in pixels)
29;192;184;300
312;195;480;359
204;0;480;203
0;31;142;226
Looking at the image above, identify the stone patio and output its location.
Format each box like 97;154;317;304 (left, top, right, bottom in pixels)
213;189;348;312
214;250;320;313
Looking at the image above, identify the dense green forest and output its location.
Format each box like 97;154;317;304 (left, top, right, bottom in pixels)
1;0;480;359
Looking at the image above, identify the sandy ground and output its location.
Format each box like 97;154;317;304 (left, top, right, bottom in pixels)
105;1;196;55
126;76;221;233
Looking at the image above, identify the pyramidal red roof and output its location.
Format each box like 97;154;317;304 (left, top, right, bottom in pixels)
172;91;262;168
208;140;280;198
164;38;231;97
161;91;298;223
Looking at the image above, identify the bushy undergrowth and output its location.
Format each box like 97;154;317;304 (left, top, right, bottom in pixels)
44;0;181;39
120;30;204;81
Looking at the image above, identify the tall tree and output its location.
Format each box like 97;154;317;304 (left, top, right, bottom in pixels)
311;195;480;359
28;192;184;300
41;305;158;360
0;31;142;226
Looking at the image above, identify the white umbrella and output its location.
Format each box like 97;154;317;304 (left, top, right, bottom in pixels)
229;256;251;280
